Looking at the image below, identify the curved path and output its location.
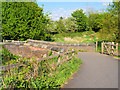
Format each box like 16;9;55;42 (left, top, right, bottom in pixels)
63;52;118;88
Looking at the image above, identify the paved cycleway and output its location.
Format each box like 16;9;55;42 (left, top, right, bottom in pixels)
63;52;118;88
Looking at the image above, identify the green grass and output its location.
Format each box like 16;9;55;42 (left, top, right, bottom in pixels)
52;31;101;43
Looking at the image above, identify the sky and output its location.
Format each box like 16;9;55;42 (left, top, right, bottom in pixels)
36;0;113;21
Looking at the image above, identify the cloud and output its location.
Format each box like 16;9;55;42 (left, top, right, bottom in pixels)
99;0;113;2
103;2;110;6
99;0;112;6
59;8;64;10
49;8;87;21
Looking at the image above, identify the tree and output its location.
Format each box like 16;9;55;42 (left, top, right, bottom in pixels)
2;2;50;41
99;12;118;41
63;17;78;32
53;17;66;34
88;12;103;32
107;1;120;42
71;9;87;32
97;1;120;42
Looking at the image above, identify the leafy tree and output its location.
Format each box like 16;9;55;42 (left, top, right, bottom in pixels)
46;18;56;34
63;17;78;32
88;12;103;32
53;18;66;34
2;2;50;41
97;1;120;42
107;1;120;42
71;9;87;32
99;12;118;41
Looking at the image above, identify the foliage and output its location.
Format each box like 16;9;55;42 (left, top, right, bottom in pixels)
88;12;103;32
47;17;78;35
48;50;53;56
2;2;51;41
71;9;88;32
53;31;99;43
63;17;78;32
1;45;19;65
1;51;82;88
107;1;120;42
54;18;67;34
98;12;118;41
87;2;119;42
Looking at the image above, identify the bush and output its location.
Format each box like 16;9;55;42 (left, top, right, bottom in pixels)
2;2;51;41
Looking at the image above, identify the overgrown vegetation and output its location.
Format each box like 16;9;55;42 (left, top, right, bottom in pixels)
1;48;82;88
0;45;20;65
52;31;101;43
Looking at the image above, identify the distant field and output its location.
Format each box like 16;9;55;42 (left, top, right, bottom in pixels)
52;31;101;43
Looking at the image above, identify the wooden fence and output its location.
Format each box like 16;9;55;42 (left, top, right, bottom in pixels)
0;50;76;76
101;41;119;56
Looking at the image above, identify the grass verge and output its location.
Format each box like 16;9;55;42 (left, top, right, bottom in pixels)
1;50;82;89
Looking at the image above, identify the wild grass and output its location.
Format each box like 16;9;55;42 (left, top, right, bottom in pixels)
52;31;101;43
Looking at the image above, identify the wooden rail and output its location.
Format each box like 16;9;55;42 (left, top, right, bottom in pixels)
101;41;119;56
0;50;75;72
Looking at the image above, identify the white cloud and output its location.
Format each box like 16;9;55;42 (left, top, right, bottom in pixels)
99;0;113;6
54;17;60;21
49;15;52;17
103;2;110;6
50;8;87;21
59;8;64;10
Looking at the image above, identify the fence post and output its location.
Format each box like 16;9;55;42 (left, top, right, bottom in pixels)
96;41;98;52
112;42;114;54
116;43;118;56
101;41;104;54
58;55;61;65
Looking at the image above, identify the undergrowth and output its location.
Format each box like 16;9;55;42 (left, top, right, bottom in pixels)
0;45;20;65
52;31;101;43
1;48;82;89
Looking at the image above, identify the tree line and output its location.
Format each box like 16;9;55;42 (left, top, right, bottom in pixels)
2;1;120;42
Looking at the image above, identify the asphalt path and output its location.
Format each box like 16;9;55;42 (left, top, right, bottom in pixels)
63;52;118;88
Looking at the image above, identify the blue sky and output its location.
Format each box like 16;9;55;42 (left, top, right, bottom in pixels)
37;0;113;21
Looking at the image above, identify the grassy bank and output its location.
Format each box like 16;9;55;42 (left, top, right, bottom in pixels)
52;31;101;43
